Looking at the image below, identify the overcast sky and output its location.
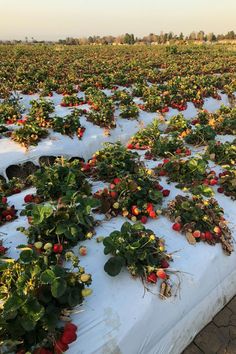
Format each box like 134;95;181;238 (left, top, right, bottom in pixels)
1;0;236;40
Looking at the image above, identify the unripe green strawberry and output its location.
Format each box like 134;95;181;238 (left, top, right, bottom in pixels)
34;241;43;249
82;288;93;297
44;243;53;250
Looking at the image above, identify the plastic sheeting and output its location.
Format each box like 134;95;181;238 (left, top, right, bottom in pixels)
0;90;236;354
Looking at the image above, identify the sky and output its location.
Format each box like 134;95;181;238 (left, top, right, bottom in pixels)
0;0;236;40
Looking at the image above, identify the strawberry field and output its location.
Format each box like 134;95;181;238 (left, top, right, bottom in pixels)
0;43;236;354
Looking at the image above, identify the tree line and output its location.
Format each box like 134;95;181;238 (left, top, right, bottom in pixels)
1;31;236;45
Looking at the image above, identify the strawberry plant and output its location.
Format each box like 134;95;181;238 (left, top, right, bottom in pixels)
0;195;17;225
0;177;27;196
52;110;85;139
86;142;142;181
85;87;115;128
218;169;236;200
103;222;172;298
147;134;189;159
0;249;91;353
165;195;233;254
165;114;189;133
31;158;91;200
213;106;236;135
19;194;99;254
60;95;84;107
112;90;133;104
0;97;22;124
155;157;216;196
0;125;10;138
119;103;139;119
184;125;216;146
11;123;48;148
206;140;236;166
94;172;163;222
127;118;160;150
28;98;55;128
86;105;115;129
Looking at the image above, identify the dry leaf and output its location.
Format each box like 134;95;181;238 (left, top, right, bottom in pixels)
185;231;196;245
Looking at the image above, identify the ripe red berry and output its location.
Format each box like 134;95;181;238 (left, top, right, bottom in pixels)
113;178;121;185
162;189;170;197
161;259;170;268
110;191;118;199
24;194;34;203
54;340;69;354
1;197;7;204
156;269;167;280
147;272;157;283
64;322;77;332
149;210;156;218
53;244;63;253
217;187;224;193
172;223;182;232
61;330;77;344
141;215;148;224
209;179;218;186
205;231;213;241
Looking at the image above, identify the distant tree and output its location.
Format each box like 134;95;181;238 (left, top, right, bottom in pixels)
197;31;205;41
207;32;217;42
123;33;135;44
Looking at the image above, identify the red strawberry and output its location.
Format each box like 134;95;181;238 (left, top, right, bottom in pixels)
131;205;140;216
146;203;154;213
54;340;69;354
205;231;213;241
64;323;78;332
12;188;21;194
141;216;148;224
200;232;206;240
185;149;191;156
209;179;217;186
61;330;77;344
156;184;163;191
24;194;34;203
147;272;157;283
156;269;167;280
110;191;118;199
149;210;156;218
1;197;7;204
53;244;63;253
163;158;170;164
217;187;224;193
162;189;170;197
176;148;182;154
161;259;170;268
172;223;182;231
113;178;121;185
159;170;166;176
193;230;201;238
0;246;7;254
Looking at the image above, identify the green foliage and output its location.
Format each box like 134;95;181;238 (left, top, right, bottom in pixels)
19;194;99;252
31;157;91;200
0;250;90;352
89;142;142;181
103;222;171;278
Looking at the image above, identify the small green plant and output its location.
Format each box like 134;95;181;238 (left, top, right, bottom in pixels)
103;222;172;298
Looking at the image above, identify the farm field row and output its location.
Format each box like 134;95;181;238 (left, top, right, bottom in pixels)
1;44;236;354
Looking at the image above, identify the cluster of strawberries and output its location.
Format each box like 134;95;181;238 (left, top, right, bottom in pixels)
0;196;17;225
